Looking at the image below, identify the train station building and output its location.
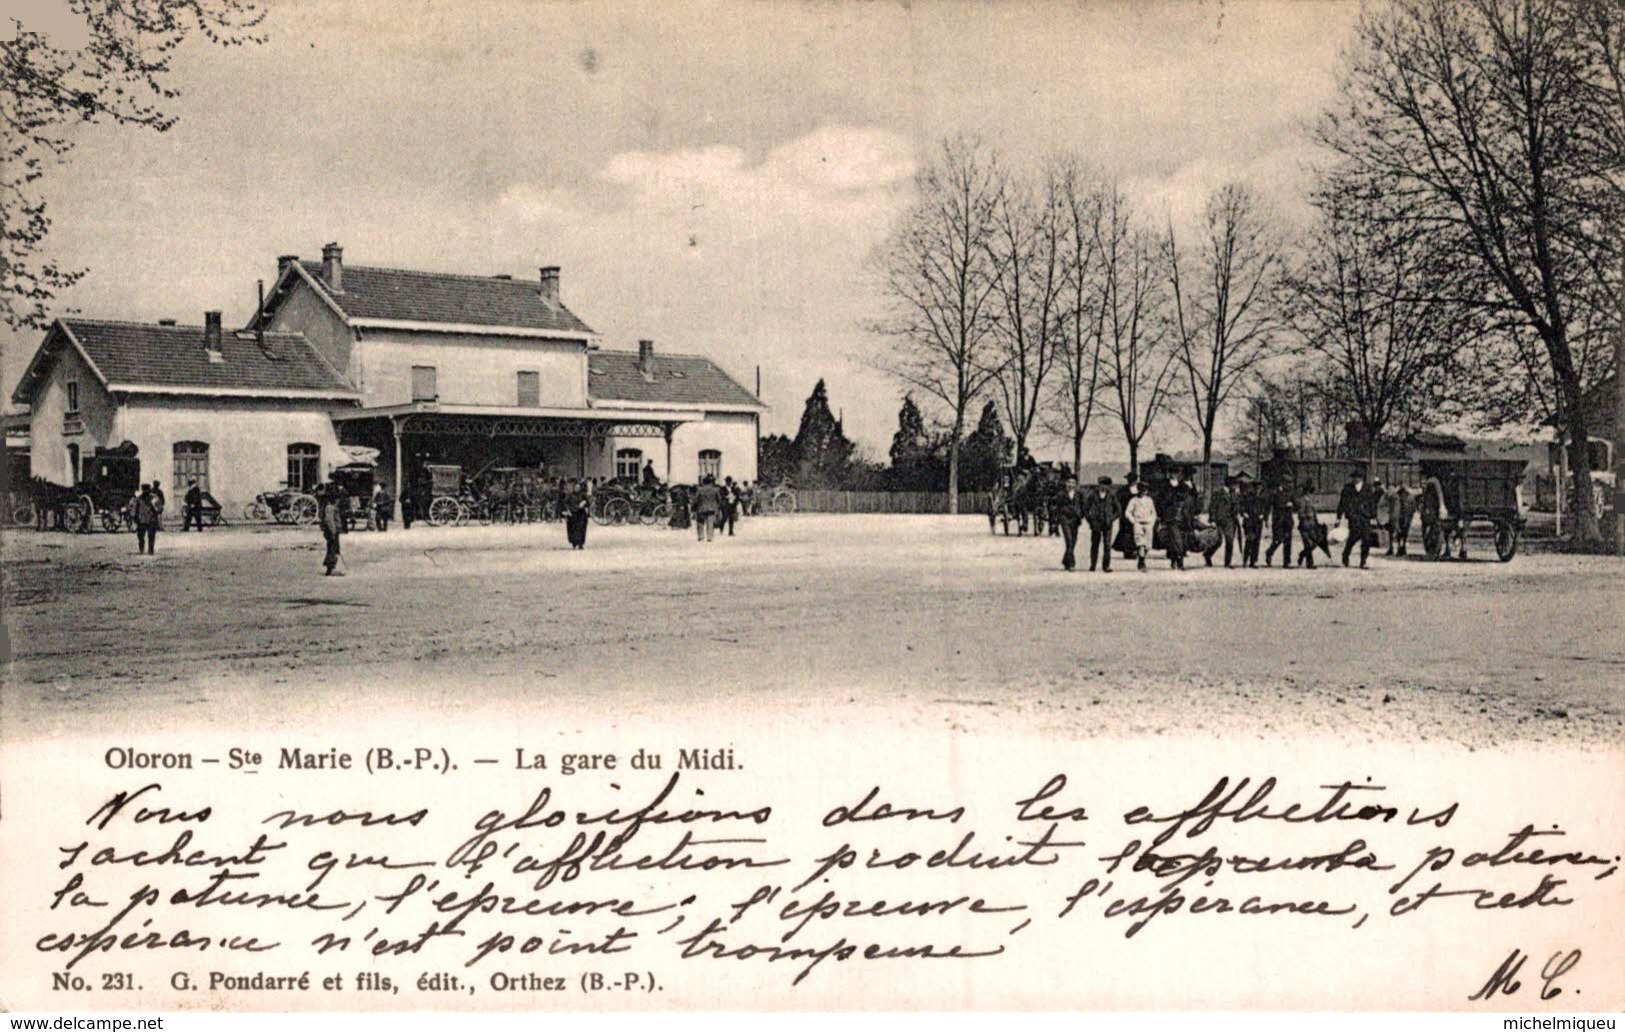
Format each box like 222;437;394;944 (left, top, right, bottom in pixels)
12;243;765;515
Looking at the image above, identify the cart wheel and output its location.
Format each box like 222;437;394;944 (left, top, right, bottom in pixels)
427;497;460;527
772;490;797;515
245;501;269;522
1494;520;1518;562
290;494;318;525
589;498;613;526
101;510;121;533
1422;521;1444;560
648;502;671;526
13;502;35;527
603;497;632;525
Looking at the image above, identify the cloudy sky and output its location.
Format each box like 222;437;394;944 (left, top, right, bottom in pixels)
3;0;1360;459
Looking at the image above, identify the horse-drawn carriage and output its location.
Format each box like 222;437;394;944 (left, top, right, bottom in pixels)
590;478;670;526
988;463;1064;536
476;466;561;524
62;445;143;533
1418;458;1526;562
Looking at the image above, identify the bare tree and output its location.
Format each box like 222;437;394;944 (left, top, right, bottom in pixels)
1317;0;1622;541
1095;186;1178;475
1230;364;1350;467
986;163;1068;463
2;1;268;329
1042;159;1108;472
1283;186;1481;469
868;136;1007;512
1164;183;1285;497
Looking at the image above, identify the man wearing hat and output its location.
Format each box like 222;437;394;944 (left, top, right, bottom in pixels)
1084;476;1121;572
1205;480;1239;568
1053;474;1086;571
1239;478;1265;568
1336;470;1380;569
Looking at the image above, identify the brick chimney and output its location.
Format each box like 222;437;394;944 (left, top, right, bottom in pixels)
204;310;224;362
638;339;656;378
321;242;344;293
539;265;560;307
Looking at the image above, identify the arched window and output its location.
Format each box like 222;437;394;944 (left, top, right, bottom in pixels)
67;444;80;484
698;449;722;480
173;441;209;495
287;443;321;491
615;448;643;481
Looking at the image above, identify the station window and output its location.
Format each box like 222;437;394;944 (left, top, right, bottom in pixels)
615;448;643;480
65;380;79;414
698;449;722;480
287;443;321;491
517;370;540;407
411;365;438;402
173;441;210;495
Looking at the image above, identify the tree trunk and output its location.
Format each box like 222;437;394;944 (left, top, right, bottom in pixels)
1200;436;1214;507
1127;439;1139;478
1616;251;1625;555
947;411;964;516
1073;426;1083;477
1556;365;1601;543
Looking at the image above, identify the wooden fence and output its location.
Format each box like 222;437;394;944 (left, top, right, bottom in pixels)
786;490;995;515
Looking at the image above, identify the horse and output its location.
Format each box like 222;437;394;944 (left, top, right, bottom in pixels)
989;465;1063;536
29;477;78;531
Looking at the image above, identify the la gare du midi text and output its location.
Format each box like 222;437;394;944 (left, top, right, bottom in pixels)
102;745;740;776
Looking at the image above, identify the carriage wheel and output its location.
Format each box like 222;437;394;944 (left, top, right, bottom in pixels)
772;491;797;515
245;501;269;522
100;510;122;533
603;497;633;526
1494;520;1518;563
64;500;90;533
1422;521;1444;560
427;497;461;527
13;502;35;527
290;494;318;526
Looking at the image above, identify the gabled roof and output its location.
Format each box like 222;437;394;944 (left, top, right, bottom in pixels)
588;350;764;410
10;319;358;404
274;261;596;337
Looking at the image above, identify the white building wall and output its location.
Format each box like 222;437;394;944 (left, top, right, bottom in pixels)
606;411;758;484
117;399;347;516
358;331;588;409
30;344;118;484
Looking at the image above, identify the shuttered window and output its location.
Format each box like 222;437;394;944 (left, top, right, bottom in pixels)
517;370;540;407
411;365;437;402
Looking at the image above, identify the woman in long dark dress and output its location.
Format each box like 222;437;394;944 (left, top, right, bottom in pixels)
565;478;591;549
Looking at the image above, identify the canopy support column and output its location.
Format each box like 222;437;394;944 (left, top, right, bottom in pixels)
391;416;403;498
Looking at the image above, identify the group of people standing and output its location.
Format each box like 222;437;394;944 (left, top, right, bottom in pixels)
1051;467;1428;573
